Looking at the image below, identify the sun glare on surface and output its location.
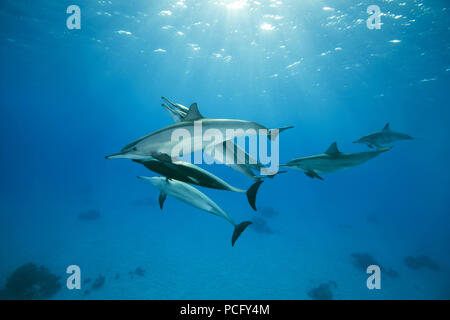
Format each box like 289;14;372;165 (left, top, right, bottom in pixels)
260;23;275;31
225;0;248;9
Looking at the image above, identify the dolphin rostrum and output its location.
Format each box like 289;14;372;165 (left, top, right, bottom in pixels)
137;176;252;247
280;142;392;180
160;97;285;180
133;158;263;210
353;123;413;149
106;103;293;163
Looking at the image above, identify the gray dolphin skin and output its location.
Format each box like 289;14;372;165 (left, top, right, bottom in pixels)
133;158;263;210
212;140;286;179
160;97;284;180
280;142;392;180
353;123;413;149
137;176;252;246
105;102;293;161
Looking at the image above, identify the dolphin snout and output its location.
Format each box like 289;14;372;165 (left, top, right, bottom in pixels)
137;176;152;183
137;176;156;185
105;152;125;159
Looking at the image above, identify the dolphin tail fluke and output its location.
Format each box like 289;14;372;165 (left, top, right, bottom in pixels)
232;221;252;247
268;126;294;140
246;180;263;211
158;192;167;210
277;126;294;133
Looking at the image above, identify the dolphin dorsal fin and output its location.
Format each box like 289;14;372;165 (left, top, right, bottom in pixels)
325;142;340;155
183;103;204;121
383;123;390;131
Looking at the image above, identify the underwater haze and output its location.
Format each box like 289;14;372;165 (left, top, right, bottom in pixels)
0;0;449;299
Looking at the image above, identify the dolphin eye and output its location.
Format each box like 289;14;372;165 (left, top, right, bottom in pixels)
132;147;137;151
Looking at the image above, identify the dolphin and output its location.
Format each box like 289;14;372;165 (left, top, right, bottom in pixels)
106;102;293;162
353;123;413;149
211;140;286;179
137;176;252;246
280;142;392;180
161;96;189;122
160;97;285;180
133;158;263;210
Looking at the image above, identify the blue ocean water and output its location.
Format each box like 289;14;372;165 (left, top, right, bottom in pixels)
0;0;449;299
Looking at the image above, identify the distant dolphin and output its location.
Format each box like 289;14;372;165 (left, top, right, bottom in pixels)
133;158;263;210
353;123;413;149
161;96;189;122
106;103;293;162
160;97;285;180
137;176;252;246
281;142;392;180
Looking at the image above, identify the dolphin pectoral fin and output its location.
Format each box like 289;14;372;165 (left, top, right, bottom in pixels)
305;170;324;180
246;180;264;211
232;221;252;247
158;192;167;210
